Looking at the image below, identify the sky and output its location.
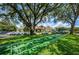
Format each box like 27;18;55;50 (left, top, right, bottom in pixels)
6;17;79;29
0;6;79;28
38;17;79;28
0;15;79;29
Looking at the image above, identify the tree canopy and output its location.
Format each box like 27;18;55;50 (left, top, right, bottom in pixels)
0;3;79;35
0;3;61;35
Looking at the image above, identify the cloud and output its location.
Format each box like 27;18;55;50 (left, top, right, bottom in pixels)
38;21;70;28
52;22;70;28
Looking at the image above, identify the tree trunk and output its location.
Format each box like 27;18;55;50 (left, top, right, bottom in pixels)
30;26;35;35
30;29;35;35
70;23;75;34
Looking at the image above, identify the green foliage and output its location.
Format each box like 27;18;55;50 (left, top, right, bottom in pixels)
0;22;16;31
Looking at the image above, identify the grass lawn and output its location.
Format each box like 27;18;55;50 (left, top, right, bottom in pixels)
0;34;51;45
38;34;79;55
0;34;79;55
